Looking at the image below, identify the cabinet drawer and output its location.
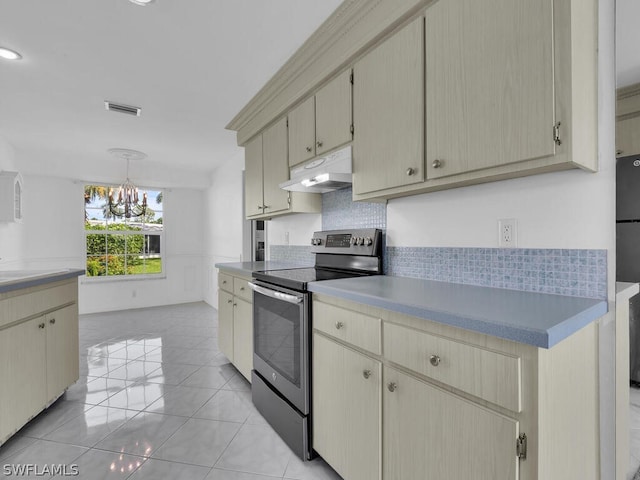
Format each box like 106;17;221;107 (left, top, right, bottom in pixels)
233;277;252;303
314;301;381;355
218;273;233;293
384;323;521;412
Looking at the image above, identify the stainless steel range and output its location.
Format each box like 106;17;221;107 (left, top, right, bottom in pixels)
248;228;383;460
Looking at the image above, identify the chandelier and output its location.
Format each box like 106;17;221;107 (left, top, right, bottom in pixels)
107;149;148;219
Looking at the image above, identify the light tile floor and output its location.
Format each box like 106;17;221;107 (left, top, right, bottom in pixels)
0;302;343;480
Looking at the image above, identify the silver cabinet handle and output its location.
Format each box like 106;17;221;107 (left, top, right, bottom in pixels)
387;382;397;392
222;280;227;284
247;282;303;304
233;303;237;307
240;287;245;291
49;318;56;325
432;159;443;168
363;370;372;379
306;146;313;152
316;140;323;148
335;321;344;330
227;299;232;304
406;167;415;176
429;354;441;367
38;323;45;329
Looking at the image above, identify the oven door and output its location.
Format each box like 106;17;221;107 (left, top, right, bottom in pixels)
249;280;310;415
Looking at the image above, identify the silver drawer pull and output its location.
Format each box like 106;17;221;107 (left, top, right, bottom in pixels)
387;382;397;392
38;323;45;329
429;354;441;367
49;318;56;325
432;159;443;168
306;146;312;152
335;321;344;330
240;287;245;291
363;370;372;379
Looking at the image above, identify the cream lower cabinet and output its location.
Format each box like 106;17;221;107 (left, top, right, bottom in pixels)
383;366;518;480
312;294;599;480
46;304;80;400
312;333;381;480
217;272;253;382
0;278;79;446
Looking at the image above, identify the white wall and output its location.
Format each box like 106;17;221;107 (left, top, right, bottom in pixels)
203;151;245;308
267;213;321;251
0;135;24;268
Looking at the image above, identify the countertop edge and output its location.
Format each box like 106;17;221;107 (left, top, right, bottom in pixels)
0;269;85;294
308;280;608;349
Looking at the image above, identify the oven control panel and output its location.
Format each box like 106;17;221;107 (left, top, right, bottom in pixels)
310;228;381;255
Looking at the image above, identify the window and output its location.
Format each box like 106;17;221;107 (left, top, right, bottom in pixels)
84;185;164;277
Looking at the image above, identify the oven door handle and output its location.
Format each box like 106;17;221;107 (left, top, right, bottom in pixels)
248;282;303;304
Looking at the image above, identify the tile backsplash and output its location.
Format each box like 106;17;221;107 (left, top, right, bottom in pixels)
321;187;386;230
269;187;607;300
385;247;607;300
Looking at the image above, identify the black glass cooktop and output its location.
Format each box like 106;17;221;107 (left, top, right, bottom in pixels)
253;267;368;291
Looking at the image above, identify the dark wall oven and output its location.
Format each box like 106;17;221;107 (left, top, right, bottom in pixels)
249;228;383;461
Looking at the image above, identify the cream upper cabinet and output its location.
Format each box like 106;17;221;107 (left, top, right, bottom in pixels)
288;97;316;166
288;70;352;167
244;134;264;218
315;70;352;156
425;0;555;179
383;366;519;480
617;116;640;157
352;17;424;196
262;117;290;215
244;118;321;220
313;332;381;480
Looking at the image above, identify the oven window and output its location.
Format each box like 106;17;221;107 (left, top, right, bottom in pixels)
254;298;302;387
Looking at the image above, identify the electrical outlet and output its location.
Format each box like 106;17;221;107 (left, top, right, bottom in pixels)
284;231;290;245
498;218;517;247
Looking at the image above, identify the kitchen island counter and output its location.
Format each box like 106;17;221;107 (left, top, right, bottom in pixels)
308;275;607;348
0;268;84;294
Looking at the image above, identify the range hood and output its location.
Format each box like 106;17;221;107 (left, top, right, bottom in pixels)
279;146;352;193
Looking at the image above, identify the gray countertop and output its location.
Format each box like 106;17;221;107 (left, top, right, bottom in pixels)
215;261;312;278
308;275;608;349
0;268;85;294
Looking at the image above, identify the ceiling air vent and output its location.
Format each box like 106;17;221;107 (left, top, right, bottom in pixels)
104;101;141;117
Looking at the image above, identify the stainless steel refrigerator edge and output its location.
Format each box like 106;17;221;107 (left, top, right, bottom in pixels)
616;154;640;384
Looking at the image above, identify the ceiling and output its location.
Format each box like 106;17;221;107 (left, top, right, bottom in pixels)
0;0;342;188
0;0;637;189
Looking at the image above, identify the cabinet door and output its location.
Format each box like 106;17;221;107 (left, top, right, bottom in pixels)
616;116;640;157
244;134;264;218
383;366;518;480
262;117;290;215
288;97;316;167
315;70;352;156
233;298;253;382
353;17;424;195
46;305;79;401
313;333;381;480
425;0;555;179
0;317;47;442
218;290;234;362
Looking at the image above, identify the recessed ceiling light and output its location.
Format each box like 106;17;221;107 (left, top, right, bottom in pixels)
128;0;155;6
0;47;22;61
